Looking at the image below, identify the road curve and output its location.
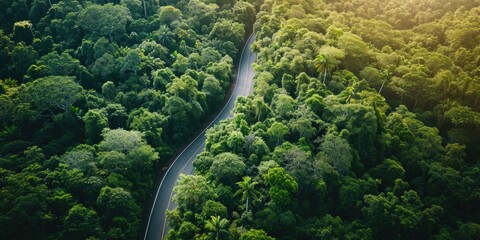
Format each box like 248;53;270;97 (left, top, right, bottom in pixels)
143;34;256;240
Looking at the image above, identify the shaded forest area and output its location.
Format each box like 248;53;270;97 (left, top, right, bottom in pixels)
0;0;256;239
167;0;480;239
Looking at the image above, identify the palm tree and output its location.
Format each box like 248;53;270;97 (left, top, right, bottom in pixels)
205;215;229;240
234;176;260;212
378;70;391;94
156;25;175;48
314;53;334;84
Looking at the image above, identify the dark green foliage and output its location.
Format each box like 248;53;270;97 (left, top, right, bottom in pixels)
0;0;251;238
210;152;246;185
78;4;132;41
64;204;101;240
83;109;108;144
3;0;480;238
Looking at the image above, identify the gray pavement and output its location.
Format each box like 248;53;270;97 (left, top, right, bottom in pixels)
143;34;256;240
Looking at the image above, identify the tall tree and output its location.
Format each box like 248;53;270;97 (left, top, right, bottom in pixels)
78;4;132;41
173;174;217;213
83;109;108;144
23;76;82;114
205;215;229;240
314;46;345;83
234;176;260;212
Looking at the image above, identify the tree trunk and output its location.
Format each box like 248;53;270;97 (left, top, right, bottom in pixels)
142;0;147;18
323;68;327;84
378;79;387;94
246;196;249;212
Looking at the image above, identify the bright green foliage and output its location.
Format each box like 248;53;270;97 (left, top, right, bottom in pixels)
158;6;182;24
165;1;480;239
272;93;295;119
234;176;260;212
263;167;298;205
314;46;345;83
205;215;230;240
121;48;142;75
362;190;426;236
337;32;371;74
240;229;275;240
152;68;175;91
177;221;200;239
101;81;116;101
233;1;256;31
163;96;192;142
173;174;217;213
98;129;144;154
227;130;245;153
202;75;224;108
210;19;245;48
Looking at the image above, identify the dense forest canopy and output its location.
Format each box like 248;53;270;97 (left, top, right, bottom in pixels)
165;0;480;239
1;0;480;239
0;0;255;239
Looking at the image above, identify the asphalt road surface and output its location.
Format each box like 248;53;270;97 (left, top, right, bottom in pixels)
143;34;256;240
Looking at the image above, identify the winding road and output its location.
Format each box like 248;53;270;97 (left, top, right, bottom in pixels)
143;34;256;240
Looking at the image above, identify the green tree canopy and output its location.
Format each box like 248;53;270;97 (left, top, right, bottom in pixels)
209;152;246;185
263;167;298;205
78;4;132;41
234;176;260;212
23;76;83;114
173;174;217;213
98;129;144;154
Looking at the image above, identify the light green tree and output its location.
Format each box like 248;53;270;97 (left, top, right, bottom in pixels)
78;4;132;41
240;229;275;240
314;46;345;83
263;167;298;205
173;174;217;213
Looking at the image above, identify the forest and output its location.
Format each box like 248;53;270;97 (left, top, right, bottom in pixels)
1;0;480;239
166;0;480;239
0;0;255;239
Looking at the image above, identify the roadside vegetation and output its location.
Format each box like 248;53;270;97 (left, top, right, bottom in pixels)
167;0;480;239
0;0;255;238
